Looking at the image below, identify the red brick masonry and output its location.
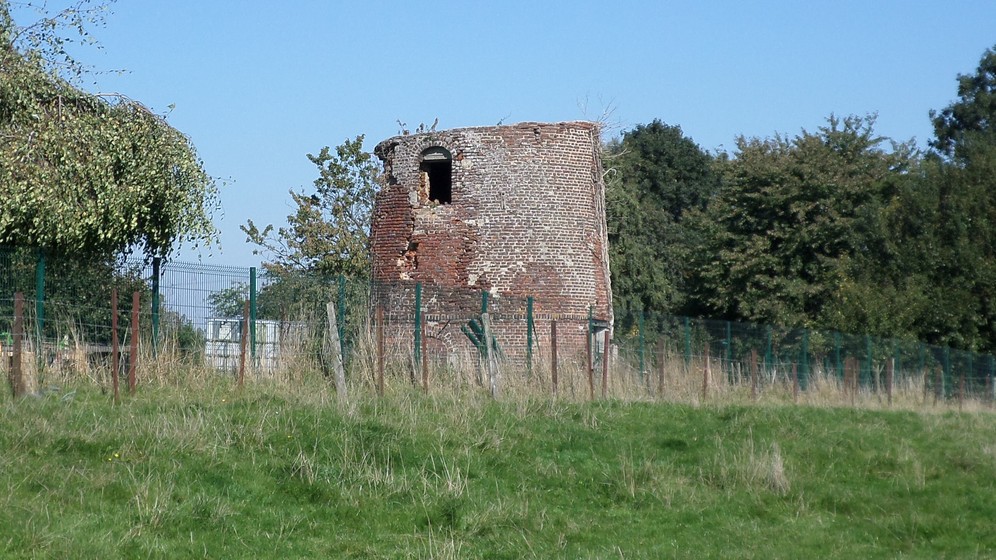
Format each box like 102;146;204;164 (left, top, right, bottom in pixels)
371;121;613;361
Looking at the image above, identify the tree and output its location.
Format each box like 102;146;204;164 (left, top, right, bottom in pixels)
0;0;219;260
907;44;996;351
242;136;379;278
603;120;718;327
930;44;996;162
684;115;916;330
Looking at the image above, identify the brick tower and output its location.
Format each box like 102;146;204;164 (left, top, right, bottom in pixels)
370;121;613;361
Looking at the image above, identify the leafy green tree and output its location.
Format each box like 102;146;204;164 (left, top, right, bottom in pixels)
207;276;338;322
207;283;248;319
684;115;915;330
242;136;379;278
603;120;718;327
901;45;996;351
930;44;996;161
0;0;219;260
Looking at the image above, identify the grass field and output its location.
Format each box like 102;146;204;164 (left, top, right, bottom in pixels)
1;372;994;559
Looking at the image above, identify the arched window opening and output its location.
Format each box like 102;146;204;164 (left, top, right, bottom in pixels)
420;147;452;204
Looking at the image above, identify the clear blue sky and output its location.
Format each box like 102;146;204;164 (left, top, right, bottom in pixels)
10;0;996;267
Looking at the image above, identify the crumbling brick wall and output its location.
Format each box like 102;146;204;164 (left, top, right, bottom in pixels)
370;121;613;363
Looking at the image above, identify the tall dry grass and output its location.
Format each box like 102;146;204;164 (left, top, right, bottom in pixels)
3;320;993;416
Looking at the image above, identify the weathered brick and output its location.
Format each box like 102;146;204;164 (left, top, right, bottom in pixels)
370;121;613;362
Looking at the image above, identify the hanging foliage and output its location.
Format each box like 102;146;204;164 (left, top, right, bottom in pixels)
0;1;218;259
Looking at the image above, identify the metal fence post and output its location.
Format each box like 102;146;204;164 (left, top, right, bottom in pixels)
239;300;248;388
35;249;45;355
151;257;161;357
249;267;257;365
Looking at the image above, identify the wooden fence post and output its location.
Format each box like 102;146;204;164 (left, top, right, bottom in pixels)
853;359;860;406
656;337;666;398
325;301;347;400
111;288;120;404
958;369;965;411
702;342;710;401
129;291;139;395
987;374;994;408
792;363;799;404
376;305;385;397
886;357;894;407
934;366;942;406
482;313;499;399
10;292;24;398
985;373;994;408
750;348;758;401
551;319;558;398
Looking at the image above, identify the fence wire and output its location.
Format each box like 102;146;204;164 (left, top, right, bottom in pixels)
1;246;994;403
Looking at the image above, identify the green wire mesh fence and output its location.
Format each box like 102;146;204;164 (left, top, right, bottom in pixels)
2;246;994;402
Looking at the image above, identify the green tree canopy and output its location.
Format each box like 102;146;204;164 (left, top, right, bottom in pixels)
0;1;219;260
930;44;996;162
684;115;916;330
242;136;379;278
907;44;996;351
603;120;718;324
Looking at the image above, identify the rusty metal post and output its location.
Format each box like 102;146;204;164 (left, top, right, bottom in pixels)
239;300;248;388
10;292;24;398
551;319;558;398
601;330;610;399
111;288;120;404
129;291;139;395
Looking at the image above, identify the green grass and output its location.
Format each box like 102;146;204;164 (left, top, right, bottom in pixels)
1;379;994;559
